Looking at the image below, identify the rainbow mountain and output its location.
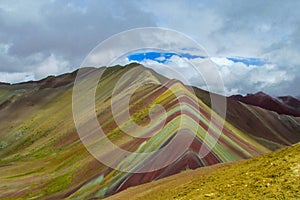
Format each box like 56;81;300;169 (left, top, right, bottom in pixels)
0;63;299;199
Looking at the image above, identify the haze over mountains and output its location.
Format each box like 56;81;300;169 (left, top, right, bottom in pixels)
0;64;299;199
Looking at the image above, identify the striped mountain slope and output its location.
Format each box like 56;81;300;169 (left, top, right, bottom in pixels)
0;64;299;199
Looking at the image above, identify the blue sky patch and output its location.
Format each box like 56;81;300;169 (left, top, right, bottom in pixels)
127;51;206;63
227;57;266;66
127;51;266;66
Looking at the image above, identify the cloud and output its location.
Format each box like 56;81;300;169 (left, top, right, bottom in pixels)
0;72;34;83
138;0;300;96
210;58;294;96
125;52;295;96
0;0;299;96
211;57;234;66
0;0;155;74
34;54;71;80
129;54;226;95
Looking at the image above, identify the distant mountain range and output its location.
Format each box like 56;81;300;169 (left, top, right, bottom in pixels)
0;63;299;199
230;92;300;117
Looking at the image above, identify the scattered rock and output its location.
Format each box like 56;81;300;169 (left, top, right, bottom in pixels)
204;193;215;197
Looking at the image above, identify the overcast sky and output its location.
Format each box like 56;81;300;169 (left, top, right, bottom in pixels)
0;0;299;96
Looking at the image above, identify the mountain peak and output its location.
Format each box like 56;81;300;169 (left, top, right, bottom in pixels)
252;91;268;96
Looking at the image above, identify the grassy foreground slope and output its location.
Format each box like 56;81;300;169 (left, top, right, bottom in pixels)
106;142;300;200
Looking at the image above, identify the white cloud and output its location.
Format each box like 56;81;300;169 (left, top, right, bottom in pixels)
85;27;207;66
0;72;34;83
111;56;131;66
155;56;165;61
211;59;294;96
34;54;71;80
211;57;234;66
139;57;193;85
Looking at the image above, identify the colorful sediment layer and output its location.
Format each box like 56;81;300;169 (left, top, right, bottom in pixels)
0;64;299;199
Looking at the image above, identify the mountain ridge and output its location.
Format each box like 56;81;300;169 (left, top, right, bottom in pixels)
230;92;300;117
